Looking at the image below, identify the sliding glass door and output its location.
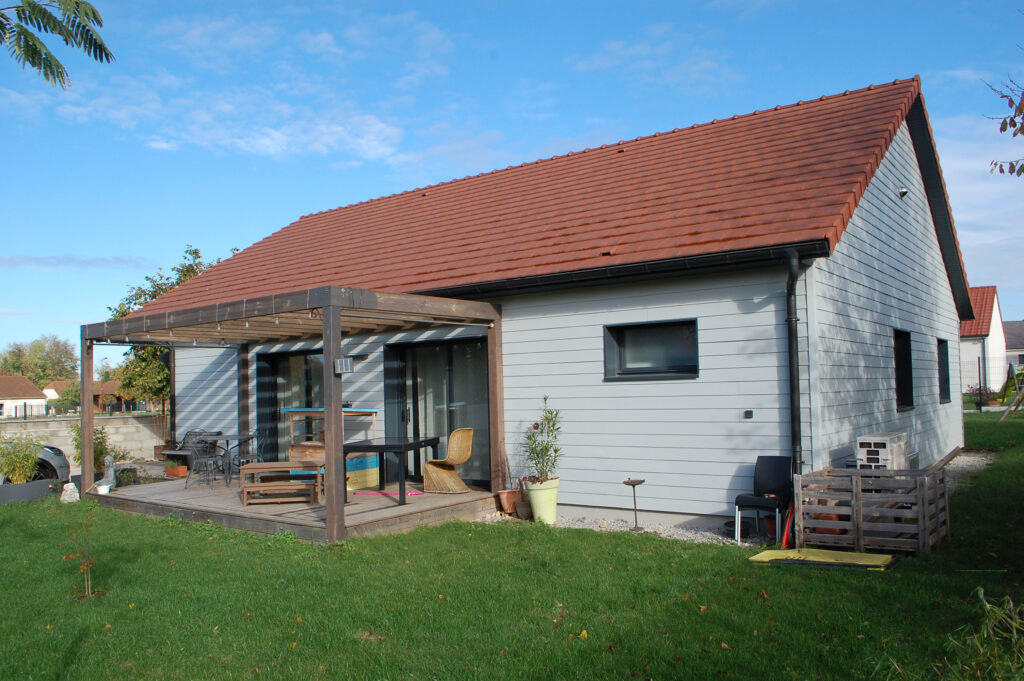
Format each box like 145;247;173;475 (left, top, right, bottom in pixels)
384;339;490;486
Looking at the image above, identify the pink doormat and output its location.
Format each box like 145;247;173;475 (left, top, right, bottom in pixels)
353;489;423;496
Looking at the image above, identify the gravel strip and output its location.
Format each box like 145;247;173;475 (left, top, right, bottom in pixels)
484;451;996;545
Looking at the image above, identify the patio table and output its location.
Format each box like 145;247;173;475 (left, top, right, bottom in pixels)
342;436;440;505
288;436;441;506
198;433;256;486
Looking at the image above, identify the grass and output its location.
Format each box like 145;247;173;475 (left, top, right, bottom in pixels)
1;413;1022;680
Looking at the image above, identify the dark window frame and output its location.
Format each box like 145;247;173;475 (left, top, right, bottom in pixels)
894;329;914;411
603;319;699;381
937;339;951;403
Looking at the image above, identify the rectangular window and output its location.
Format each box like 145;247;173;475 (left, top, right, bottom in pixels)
604;319;698;380
937;339;950;403
894;329;914;410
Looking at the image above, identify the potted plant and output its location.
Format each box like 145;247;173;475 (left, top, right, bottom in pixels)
521;395;562;525
495;447;522;514
165;458;188;478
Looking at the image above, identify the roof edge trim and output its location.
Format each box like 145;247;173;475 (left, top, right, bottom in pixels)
418;240;831;299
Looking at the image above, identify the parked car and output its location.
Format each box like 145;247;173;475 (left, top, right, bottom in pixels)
0;445;71;484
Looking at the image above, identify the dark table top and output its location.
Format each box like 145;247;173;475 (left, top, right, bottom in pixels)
343;436;440;453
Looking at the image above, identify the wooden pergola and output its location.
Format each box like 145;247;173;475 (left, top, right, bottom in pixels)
79;286;505;542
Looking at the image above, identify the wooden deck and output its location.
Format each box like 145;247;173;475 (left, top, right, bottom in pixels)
93;478;498;541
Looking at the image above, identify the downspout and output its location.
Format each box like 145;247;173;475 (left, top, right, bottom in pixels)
786;249;803;474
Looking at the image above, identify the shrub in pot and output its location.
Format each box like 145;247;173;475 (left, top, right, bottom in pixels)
522;396;562;525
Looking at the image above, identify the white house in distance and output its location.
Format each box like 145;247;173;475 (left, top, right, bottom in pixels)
87;77;972;522
960;286;1007;392
0;376;47;419
1005;320;1024;374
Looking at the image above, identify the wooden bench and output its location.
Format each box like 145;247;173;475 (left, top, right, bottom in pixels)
240;461;323;506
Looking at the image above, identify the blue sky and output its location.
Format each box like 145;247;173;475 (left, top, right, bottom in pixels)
2;0;1023;370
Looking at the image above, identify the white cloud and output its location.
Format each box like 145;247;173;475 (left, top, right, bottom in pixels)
51;73;403;160
933;114;1024;318
566;24;737;90
153;17;278;71
0;255;158;270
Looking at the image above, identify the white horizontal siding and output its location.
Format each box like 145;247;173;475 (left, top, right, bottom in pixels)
174;348;239;437
809;121;964;469
499;267;805;517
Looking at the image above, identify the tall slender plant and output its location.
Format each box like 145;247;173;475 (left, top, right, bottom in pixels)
523;396;561;482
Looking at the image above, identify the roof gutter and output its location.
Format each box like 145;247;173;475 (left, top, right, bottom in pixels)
418;240;830;300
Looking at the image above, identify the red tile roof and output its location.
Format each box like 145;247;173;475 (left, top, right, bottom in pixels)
0;376;47;400
135;77;967;317
961;286;998;337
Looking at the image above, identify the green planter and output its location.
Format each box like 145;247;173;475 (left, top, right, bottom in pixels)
524;478;560;525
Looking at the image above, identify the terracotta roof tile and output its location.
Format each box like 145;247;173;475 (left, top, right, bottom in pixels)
135;78;948;315
961;286;998;337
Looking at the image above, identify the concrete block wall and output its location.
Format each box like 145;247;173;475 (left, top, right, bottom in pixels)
0;415;170;466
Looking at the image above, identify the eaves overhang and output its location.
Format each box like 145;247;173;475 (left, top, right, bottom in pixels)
418;240;831;300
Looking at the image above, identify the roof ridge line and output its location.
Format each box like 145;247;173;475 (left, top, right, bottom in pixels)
295;77;922;222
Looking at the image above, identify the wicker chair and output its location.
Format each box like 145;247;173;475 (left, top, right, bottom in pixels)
423;428;473;494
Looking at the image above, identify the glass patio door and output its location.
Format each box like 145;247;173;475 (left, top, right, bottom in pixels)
384;339;490;486
255;351;323;461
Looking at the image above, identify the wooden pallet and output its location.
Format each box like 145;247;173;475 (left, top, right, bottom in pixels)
794;467;949;554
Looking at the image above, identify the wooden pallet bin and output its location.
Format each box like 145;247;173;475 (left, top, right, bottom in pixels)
794;468;949;554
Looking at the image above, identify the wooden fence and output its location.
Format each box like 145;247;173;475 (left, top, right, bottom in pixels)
794;467;949;554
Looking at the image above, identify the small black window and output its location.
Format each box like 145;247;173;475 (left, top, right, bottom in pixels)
604;319;698;381
937;339;950;403
894;329;914;410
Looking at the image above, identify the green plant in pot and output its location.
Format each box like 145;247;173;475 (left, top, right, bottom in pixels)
522;395;562;525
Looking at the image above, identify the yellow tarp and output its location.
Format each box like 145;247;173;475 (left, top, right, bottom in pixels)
749;548;897;571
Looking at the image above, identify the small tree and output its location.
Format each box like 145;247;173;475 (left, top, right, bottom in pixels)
69;421;130;473
110;246;218;413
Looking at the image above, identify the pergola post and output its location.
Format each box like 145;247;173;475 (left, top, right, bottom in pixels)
237;344;250;435
487;314;506;491
79;329;95;494
322;305;346;542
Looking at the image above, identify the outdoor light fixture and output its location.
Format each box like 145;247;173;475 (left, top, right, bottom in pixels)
898;186;909;199
623;478;645;532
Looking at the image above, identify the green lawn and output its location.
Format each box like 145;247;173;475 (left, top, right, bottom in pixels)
1;413;1022;681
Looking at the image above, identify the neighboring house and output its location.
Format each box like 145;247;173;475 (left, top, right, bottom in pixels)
42;380;69;401
43;379;133;413
1005;321;1024;373
95;77;973;520
960;286;1007;392
0;376;47;419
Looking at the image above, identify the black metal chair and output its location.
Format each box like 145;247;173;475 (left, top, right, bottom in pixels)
734;456;792;545
166;429;223;488
226;429;270;484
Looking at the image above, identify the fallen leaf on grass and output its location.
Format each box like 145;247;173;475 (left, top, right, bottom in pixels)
720;642;730;650
699;605;708;615
761;589;771;600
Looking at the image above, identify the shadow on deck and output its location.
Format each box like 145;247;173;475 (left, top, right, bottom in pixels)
92;478;498;541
